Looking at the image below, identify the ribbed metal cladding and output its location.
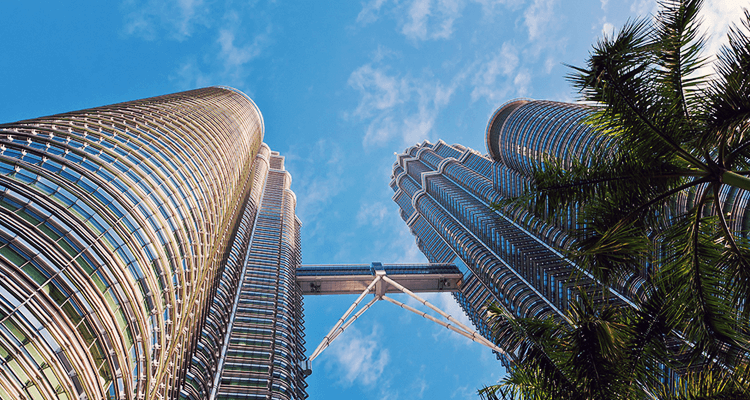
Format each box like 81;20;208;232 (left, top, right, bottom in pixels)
486;100;602;174
0;87;263;400
488;99;750;266
180;144;273;400
391;139;620;363
212;151;306;400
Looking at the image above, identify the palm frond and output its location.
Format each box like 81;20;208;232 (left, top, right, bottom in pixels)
485;2;750;397
659;364;750;399
656;198;742;359
653;0;710;121
485;304;582;399
561;293;630;399
711;10;750;165
622;288;676;395
568;15;708;169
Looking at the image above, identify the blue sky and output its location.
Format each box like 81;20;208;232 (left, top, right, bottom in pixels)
0;0;742;398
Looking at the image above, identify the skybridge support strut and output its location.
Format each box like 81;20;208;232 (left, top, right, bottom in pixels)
307;268;509;365
309;274;382;361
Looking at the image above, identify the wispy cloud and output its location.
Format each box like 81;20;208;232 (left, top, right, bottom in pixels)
122;0;210;40
470;42;523;103
700;0;747;62
170;25;269;90
630;0;656;16
167;8;271;91
348;63;461;148
171;59;214;88
288;139;345;223
325;324;391;386
125;1;272;92
357;0;512;42
524;0;558;42
400;0;464;41
358;0;390;25
357;201;390;226
413;375;429;398
217;25;271;78
349;65;409;119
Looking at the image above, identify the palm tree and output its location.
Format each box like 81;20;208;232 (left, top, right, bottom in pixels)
479;294;638;400
485;0;750;397
526;0;750;359
480;292;747;400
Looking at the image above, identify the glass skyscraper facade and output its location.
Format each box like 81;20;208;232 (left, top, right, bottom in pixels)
4;87;674;399
0;87;306;400
0;86;496;400
181;145;305;400
391;100;635;363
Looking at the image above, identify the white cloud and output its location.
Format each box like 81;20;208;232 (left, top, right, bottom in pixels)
363;115;398;146
602;21;615;38
290;140;345;225
356;0;517;42
393;220;429;264
630;0;656;16
358;0;389;25
325;325;391;386
127;1;271;92
402;0;434;41
524;0;557;41
514;68;531;97
348;63;461;148
472;0;516;13
401;0;464;41
452;384;486;399
413;376;429;398
122;0;210;40
543;56;556;74
470;42;520;103
372;44;400;63
357;202;390;226
171;59;215;88
359;0;500;42
600;0;609;11
217;26;269;77
700;0;747;62
168;25;269;90
349;65;409;119
470;42;534;102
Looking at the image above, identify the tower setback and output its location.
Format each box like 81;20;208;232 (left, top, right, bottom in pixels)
390;100;633;364
0;87;306;400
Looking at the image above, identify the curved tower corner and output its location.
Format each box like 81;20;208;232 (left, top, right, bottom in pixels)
485;99;528;163
392;102;633;365
0;87;305;400
485;99;600;175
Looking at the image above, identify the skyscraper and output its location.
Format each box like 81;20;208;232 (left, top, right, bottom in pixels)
0;87;305;400
182;146;305;400
390;100;634;363
0;86;501;400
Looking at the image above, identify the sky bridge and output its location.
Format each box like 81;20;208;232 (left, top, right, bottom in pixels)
296;262;463;295
296;262;507;370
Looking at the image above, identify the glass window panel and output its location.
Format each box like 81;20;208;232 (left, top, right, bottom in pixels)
21;264;48;285
0;245;26;267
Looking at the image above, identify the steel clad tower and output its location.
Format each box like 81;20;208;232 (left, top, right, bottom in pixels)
0;87;305;400
390;100;634;363
0;86;493;400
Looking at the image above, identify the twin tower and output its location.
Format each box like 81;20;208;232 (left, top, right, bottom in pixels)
0;87;628;400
